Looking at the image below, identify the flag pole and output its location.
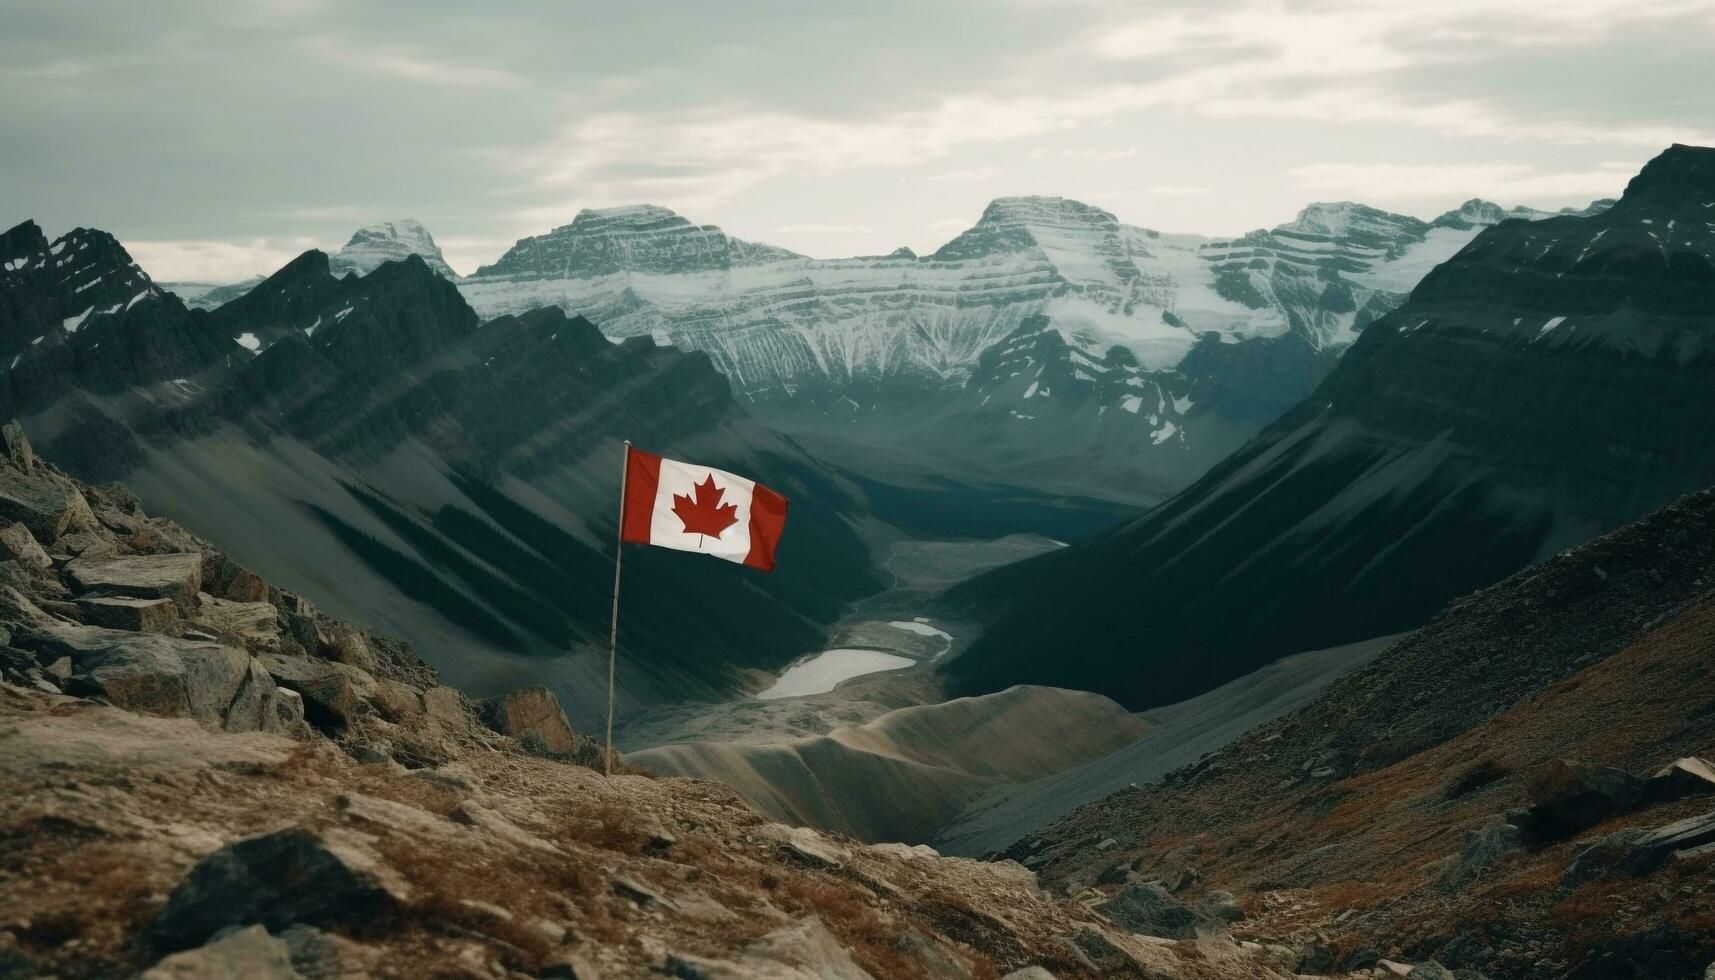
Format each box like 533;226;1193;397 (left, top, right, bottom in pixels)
605;439;630;777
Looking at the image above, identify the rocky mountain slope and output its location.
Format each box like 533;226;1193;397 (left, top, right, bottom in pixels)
0;428;1318;980
327;219;457;279
0;225;884;727
942;143;1715;707
1000;479;1715;979
0;220;235;422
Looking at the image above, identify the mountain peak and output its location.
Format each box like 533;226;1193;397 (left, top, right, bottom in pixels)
1619;142;1715;206
470;205;798;280
932;196;1122;262
329;219;456;280
1280;202;1425;241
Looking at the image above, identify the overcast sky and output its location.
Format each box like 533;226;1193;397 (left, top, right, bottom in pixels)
4;0;1714;280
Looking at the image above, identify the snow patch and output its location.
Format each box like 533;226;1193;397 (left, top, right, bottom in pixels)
236;332;261;352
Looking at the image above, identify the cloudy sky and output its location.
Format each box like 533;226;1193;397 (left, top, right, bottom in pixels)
5;0;1714;280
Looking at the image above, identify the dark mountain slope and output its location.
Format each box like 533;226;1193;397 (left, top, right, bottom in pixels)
0;234;882;726
942;143;1715;710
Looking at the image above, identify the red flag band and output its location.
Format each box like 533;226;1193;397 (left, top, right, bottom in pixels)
620;446;787;572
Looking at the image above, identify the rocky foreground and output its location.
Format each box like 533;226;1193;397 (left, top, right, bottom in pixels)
1007;485;1715;979
0;423;1360;979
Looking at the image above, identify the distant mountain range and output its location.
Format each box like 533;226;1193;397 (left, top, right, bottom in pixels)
0;222;880;727
940;144;1715;709
146;195;1609;503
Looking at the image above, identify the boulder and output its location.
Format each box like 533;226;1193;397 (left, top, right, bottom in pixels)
48;625;268;732
1563;809;1715;888
479;684;580;755
1643;757;1715;804
65;552;204;612
193;596;282;652
77;595;181;633
1093;881;1204;939
1408;961;1457;980
317;623;377;672
200;552;267;602
1519;760;1643;842
150;828;409;952
2;420;36;472
1441;819;1524;891
1000;969;1059;980
0;521;50;569
257;652;376;733
140;925;301;979
0;464;91;542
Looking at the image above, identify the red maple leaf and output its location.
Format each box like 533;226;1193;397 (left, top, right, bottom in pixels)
672;474;739;542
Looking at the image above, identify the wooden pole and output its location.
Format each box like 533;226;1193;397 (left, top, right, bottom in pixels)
605;439;630;777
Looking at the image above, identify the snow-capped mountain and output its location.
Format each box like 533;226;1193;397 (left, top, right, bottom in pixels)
0;221;234;435
458;195;1605;405
941;144;1715;711
474;204;799;280
327;218;457;279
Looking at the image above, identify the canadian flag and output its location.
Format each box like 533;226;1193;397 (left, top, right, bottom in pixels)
619;446;788;572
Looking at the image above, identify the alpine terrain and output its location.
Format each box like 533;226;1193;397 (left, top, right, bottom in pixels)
458;197;1605;502
0;224;882;729
942;143;1715;710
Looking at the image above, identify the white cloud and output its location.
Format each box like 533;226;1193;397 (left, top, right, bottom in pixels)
128;238;314;282
1148;184;1211;196
1288;160;1639;202
305;37;522;89
927;217;976;232
772;223;874;234
927;166;1001;181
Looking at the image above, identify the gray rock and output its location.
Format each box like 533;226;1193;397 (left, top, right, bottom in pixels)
257;652;376;733
44;624;271;732
1643;757;1715;804
0;463;91;542
1520;760;1643;842
141;924;302;979
200;552;267;602
193;596;283;652
777;826;847;870
1565;809;1715;888
0;521;50;569
150;828;409;952
1441;820;1524;891
65;552;204;611
1198;889;1245;922
77;595;181;633
479;684;581;756
1000;969;1059;980
2;420;36;473
1409;961;1457;980
1093;881;1203;939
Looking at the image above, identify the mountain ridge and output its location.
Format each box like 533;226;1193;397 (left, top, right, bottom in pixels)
939;143;1715;710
